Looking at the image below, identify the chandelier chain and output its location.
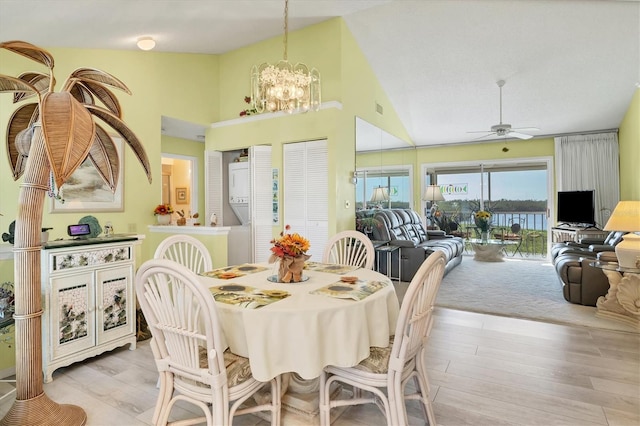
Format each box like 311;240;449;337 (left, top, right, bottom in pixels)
283;0;289;61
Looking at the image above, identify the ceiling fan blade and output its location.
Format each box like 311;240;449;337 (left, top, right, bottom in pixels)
509;131;533;140
511;127;539;131
472;132;498;140
467;130;493;134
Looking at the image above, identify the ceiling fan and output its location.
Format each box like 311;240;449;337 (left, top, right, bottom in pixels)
468;80;539;140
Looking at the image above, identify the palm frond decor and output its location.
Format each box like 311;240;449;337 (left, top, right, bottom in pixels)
0;40;152;426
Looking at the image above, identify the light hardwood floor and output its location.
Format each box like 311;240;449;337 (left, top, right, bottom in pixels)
0;306;638;426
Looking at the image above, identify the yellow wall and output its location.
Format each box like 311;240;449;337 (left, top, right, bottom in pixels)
357;138;555;209
618;88;640;200
209;19;411;235
0;48;218;260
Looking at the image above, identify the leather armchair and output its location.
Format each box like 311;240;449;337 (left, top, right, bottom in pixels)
551;231;625;264
554;251;614;306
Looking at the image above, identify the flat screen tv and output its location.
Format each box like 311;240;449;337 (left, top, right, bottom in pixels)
557;190;595;226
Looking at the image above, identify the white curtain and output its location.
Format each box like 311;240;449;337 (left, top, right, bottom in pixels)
554;132;619;228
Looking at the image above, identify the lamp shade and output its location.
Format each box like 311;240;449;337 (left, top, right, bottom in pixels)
423;185;445;202
370;186;389;202
603;201;640;232
603;201;640;269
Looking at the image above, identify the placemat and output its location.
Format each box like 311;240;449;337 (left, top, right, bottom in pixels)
201;263;269;279
209;284;289;309
310;280;388;301
304;262;360;275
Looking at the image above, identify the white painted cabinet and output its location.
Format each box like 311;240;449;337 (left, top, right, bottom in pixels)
41;238;139;382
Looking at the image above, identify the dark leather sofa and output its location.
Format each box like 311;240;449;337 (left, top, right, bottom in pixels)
551;231;625;264
552;231;625;306
367;209;464;281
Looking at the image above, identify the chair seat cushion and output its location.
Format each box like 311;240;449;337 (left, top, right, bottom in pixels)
199;347;253;387
352;335;395;374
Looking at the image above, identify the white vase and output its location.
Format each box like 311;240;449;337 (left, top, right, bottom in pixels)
481;231;489;244
156;214;171;225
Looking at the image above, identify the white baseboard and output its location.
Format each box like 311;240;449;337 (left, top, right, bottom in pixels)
0;366;15;380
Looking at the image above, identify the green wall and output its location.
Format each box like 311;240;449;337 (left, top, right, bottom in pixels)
618;88;640;200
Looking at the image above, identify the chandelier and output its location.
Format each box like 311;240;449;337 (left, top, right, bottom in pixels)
250;0;321;114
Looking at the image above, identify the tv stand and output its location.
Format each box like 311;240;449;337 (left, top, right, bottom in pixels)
551;225;608;243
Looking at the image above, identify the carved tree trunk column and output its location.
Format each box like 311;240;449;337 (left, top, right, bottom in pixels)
1;126;86;425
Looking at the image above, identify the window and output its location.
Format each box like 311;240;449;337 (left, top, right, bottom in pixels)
355;166;412;210
425;162;549;231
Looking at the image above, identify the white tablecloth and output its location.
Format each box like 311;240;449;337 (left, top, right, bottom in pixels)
199;264;400;382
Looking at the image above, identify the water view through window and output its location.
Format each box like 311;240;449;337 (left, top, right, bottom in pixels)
434;168;548;231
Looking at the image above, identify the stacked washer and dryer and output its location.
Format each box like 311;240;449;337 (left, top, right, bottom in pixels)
227;161;252;264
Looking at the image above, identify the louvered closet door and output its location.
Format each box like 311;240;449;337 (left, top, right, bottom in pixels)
283;140;328;262
205;151;223;226
251;145;273;263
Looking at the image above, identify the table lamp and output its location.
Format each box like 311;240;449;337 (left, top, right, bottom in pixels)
370;186;389;203
603;201;640;269
423;185;445;226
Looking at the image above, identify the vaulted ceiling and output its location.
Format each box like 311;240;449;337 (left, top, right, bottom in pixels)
1;0;638;150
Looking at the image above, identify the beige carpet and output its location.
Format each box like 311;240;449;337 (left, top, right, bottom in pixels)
433;255;638;333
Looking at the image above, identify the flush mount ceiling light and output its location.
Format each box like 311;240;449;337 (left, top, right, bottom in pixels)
250;0;321;114
137;36;156;51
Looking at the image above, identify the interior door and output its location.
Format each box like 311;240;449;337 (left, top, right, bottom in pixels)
251;145;273;262
283;139;328;261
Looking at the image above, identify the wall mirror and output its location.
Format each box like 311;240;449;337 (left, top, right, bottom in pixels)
355;117;414;210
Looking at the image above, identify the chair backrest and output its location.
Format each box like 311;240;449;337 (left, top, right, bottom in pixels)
135;259;229;413
390;251;446;369
322;230;375;269
510;223;522;235
154;234;213;274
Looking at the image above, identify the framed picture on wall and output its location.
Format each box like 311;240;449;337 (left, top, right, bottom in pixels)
50;137;124;213
176;187;189;204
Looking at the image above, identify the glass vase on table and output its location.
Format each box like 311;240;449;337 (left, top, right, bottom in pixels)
481;231;489;244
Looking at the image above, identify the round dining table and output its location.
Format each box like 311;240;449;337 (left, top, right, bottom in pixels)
198;262;400;383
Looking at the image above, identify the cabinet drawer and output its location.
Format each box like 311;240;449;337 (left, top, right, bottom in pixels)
47;244;132;274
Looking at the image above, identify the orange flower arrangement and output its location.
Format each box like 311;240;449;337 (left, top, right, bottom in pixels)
269;224;310;261
153;204;174;216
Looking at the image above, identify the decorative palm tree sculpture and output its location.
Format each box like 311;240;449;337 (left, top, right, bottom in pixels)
0;41;152;425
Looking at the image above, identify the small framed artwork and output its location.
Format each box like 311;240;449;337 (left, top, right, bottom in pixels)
175;187;189;204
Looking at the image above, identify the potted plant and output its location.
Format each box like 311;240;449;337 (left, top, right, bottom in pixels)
356;216;381;238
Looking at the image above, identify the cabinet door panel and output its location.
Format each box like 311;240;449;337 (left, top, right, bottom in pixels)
96;265;135;344
51;272;95;359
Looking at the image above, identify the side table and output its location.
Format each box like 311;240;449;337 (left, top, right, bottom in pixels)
591;261;640;329
375;245;401;281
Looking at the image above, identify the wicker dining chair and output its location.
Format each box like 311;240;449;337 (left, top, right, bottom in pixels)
136;259;281;426
154;234;213;274
322;230;375;269
319;251;446;426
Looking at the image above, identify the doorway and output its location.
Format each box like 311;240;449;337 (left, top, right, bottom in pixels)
160;154;198;217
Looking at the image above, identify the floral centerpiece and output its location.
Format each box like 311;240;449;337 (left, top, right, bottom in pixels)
153;204;174;216
269;225;311;283
474;210;492;242
153;204;174;225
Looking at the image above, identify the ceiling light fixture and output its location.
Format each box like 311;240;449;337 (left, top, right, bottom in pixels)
137;36;156;51
250;0;321;114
